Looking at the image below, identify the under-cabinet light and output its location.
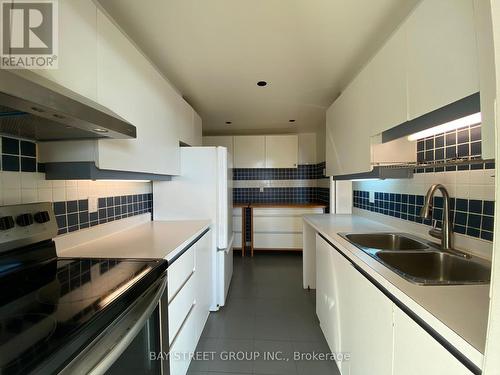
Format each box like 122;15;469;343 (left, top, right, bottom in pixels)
407;112;481;141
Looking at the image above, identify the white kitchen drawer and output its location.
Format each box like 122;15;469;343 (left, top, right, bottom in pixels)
233;234;242;248
254;233;302;249
233;216;242;231
168;271;196;344
168;245;195;301
253;207;324;217
253;216;303;233
169;301;197;375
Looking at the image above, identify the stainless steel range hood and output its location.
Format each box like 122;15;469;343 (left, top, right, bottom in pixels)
0;70;136;141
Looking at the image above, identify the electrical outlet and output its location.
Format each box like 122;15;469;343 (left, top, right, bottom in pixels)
260;187;264;193
369;191;375;204
88;196;98;213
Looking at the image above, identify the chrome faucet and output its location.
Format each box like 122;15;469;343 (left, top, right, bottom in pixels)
420;184;453;250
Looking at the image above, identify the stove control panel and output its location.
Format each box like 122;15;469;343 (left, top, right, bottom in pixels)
0;203;58;252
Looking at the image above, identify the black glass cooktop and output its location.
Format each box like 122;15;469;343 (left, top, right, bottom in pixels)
0;242;167;375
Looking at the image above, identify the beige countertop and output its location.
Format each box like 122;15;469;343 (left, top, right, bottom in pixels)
57;216;211;264
303;213;489;369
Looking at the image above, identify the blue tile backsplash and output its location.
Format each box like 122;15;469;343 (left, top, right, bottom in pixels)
415;124;495;173
1;136;39;172
233;162;330;207
54;193;153;235
353;190;494;242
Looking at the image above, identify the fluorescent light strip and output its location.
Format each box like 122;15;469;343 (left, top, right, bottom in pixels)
407;112;482;141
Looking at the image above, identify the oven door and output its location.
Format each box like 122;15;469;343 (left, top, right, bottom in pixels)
60;275;169;375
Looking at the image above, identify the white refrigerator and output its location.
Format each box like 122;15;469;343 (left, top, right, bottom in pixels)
153;147;233;310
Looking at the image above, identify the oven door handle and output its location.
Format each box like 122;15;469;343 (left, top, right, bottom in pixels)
60;274;167;375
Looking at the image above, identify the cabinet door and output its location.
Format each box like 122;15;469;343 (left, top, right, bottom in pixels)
203;136;234;157
96;9;180;175
31;0;97;100
192;112;203;147
325;89;372;176
177;99;195;146
357;24;408;134
194;231;211;339
315;235;341;360
338;257;394;375
265;135;298;168
407;0;479;119
233;136;266;168
393;307;473;375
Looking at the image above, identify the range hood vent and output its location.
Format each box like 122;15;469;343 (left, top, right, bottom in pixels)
43;162;171;181
0;70;136;141
333;166;414;181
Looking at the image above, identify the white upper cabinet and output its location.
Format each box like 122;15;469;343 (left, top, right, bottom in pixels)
265;135;298;168
178;99;202;147
357;24;408;134
233;136;266;168
406;0;479;120
32;0;97;100
393;307;473;375
203;136;234;156
95;9;180;175
326;87;372;176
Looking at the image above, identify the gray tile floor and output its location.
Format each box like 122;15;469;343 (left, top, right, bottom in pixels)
188;252;341;375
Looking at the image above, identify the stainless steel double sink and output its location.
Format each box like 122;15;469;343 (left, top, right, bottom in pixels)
339;233;491;286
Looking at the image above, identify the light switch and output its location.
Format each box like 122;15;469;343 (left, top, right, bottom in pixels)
369;191;375;203
89;196;98;213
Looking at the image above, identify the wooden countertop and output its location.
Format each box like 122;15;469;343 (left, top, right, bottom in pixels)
233;202;327;208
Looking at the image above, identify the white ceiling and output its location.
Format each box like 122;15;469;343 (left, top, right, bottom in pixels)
97;0;420;135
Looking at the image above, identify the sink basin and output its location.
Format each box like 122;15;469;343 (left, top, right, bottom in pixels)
344;233;429;251
376;251;491;285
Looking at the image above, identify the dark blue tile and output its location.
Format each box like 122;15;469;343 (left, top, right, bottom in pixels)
417;140;424;152
457;129;469;144
67;213;78;227
20;157;36;172
468;200;482;214
433;196;443;208
457;143;469;158
470;126;481;142
454;224;466;234
67;200;78;213
425;138;434;150
20;141;36;157
445;132;456;146
54;201;66;215
79;211;89;224
98;208;107;219
483;201;495;216
446;145;457;159
455;212;467;226
68;225;79;233
114;196;121;205
78;199;88;211
468;214;482;229
107;207;114;217
470;163;484;170
107;197;114;206
55;215;67;228
481;231;493;241
455;199;468;212
89;212;98;222
435;135;444;148
2;137;19;154
2;155;19;171
466;227;480;238
482;216;494;232
98;197;106;208
37;163;46;173
470;141;481;156
425;150;434;162
434;148;444;161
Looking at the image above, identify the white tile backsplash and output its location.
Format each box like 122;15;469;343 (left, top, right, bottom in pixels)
354;169;495;201
0;171;152;205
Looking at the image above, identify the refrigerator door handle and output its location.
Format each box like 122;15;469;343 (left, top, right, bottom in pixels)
217;233;234;253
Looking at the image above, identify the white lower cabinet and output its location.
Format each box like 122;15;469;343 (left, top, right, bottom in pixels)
315;234;473;375
393;307;473;375
168;230;211;375
316;234;393;375
253;207;324;250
